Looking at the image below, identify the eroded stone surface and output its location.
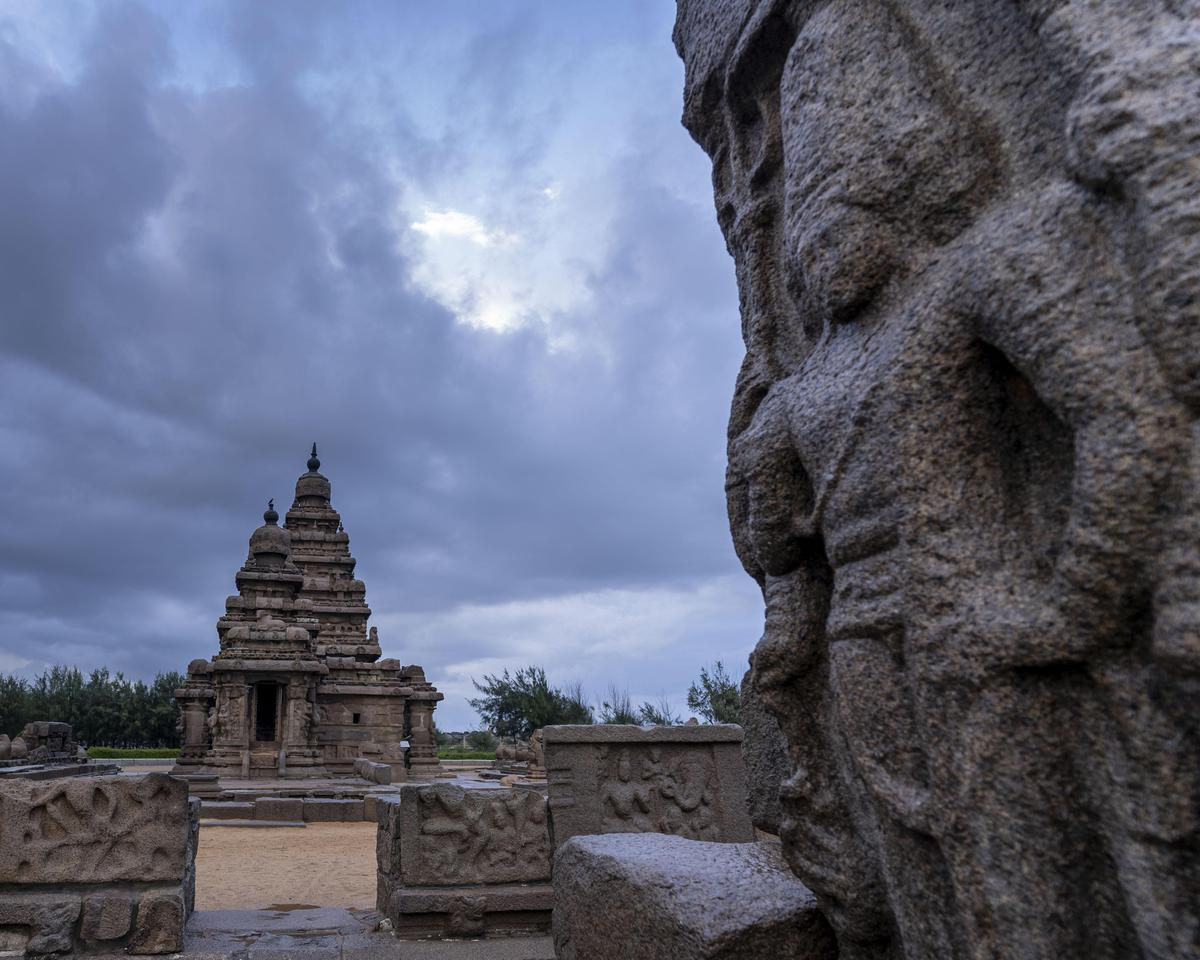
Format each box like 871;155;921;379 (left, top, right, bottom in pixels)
675;3;1200;958
128;891;186;955
738;668;786;835
544;725;753;847
0;892;81;955
553;834;835;960
0;773;189;884
81;892;134;941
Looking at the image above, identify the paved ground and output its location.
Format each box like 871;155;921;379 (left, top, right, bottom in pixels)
169;908;555;959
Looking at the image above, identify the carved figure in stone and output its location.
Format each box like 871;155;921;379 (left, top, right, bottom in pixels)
369;626;379;644
657;754;717;841
600;751;654;833
675;3;1199;958
528;728;545;770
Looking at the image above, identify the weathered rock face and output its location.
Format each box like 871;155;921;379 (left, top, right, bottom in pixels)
553;834;837;960
738;668;787;835
544;725;754;848
675;3;1200;958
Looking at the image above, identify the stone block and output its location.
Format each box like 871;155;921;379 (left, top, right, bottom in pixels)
543;725;753;847
80;891;134;941
128;890;186;955
255;796;304;821
738;669;787;835
0;891;81;955
303;798;364;822
203;800;255;820
385;883;554;939
0;773;190;883
553;834;836;960
381;784;551;887
362;794;379;822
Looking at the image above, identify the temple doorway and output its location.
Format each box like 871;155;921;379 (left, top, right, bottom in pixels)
254;682;281;743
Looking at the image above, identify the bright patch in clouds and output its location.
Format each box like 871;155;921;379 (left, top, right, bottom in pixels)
404;192;607;338
411;209;517;249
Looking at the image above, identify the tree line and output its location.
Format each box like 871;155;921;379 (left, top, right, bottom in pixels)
468;661;742;741
0;666;182;747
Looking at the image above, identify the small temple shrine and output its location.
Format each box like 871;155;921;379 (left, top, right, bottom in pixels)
174;446;442;780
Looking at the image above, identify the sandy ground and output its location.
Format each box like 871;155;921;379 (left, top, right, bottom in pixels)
195;822;378;910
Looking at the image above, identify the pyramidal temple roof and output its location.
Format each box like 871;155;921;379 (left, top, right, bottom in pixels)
284;445;380;662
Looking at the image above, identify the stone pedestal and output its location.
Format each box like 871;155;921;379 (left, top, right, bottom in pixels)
376;784;554;938
552;834;836;960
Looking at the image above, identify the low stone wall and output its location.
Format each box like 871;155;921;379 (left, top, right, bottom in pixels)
543;724;754;848
0;773;199;955
376;784;554;938
354;757;393;785
201;796;369;823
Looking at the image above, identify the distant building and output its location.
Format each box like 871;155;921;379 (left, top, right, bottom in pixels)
173;446;442;779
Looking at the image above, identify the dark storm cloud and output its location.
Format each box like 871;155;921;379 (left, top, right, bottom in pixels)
0;2;757;723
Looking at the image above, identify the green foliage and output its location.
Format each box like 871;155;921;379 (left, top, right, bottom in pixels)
0;667;184;747
437;749;497;760
686;661;742;724
599;685;640;724
87;747;181;759
469;666;594;741
637;696;683;726
600;687;683;726
466;729;497;751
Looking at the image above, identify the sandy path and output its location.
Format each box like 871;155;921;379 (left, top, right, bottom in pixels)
195;822;378;910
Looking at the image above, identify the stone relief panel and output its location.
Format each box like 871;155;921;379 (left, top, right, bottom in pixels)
544;725;753;848
0;774;190;884
380;785;551;887
675;2;1199;958
599;747;719;840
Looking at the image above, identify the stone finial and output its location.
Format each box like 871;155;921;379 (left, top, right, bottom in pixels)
308;443;320;472
263;499;278;525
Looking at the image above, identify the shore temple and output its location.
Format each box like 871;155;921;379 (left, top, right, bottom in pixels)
173;446;442;780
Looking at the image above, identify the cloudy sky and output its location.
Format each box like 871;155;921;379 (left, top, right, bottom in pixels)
0;1;760;729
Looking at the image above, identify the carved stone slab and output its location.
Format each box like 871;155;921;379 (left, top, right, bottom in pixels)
0;773;190;884
377;785;551;887
544;725;753;848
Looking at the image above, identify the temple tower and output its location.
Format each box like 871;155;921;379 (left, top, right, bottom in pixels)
175;501;328;779
175;447;444;779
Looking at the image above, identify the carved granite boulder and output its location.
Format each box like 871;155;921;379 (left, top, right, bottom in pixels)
675;2;1200;958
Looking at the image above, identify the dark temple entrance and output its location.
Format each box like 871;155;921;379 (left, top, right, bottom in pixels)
255;682;280;743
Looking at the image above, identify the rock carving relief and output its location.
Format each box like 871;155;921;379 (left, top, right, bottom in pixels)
599;747;719;841
0;775;186;884
413;788;550;885
675;1;1200;958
